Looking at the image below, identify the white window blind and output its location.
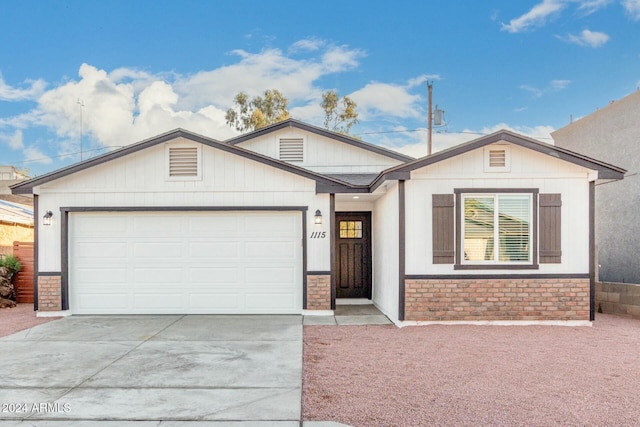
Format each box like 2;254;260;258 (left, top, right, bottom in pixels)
169;147;198;177
279;138;303;162
463;194;531;263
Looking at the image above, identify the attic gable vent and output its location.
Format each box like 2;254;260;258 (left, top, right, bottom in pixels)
167;145;201;180
279;138;304;163
484;145;511;172
489;149;506;167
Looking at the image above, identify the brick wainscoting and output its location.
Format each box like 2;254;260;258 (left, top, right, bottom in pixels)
38;275;62;311
306;275;331;310
405;278;590;321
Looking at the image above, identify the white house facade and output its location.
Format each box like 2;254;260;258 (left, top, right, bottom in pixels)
12;119;625;324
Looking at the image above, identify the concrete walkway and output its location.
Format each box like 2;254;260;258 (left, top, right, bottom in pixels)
0;315;303;424
303;304;392;326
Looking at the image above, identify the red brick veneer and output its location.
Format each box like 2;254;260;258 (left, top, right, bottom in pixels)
38;275;61;311
405;278;590;321
307;275;331;310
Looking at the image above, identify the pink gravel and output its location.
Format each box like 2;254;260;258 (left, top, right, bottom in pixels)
0;303;61;337
303;314;640;427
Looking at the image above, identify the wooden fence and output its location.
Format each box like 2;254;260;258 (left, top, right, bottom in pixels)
12;241;34;303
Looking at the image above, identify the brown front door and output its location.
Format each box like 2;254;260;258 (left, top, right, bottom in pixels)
335;212;372;299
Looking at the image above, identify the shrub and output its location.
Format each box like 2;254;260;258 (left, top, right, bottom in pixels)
0;255;21;275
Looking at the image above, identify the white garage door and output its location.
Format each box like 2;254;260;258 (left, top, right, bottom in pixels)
69;211;303;314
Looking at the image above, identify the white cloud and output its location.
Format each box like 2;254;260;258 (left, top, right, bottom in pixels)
289;38;324;52
563;29;610;47
0;129;24;149
174;44;364;111
501;0;566;33
22;146;52;164
320;45;365;73
577;0;613;15
550;79;572;90
520;79;571;98
520;84;544;98
0;40;433;163
0;76;46;101
622;0;640;19
350;80;424;120
386;123;556;159
406;74;441;88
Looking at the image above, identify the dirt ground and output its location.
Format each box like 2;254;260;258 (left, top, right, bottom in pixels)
0;303;61;337
303;314;640;427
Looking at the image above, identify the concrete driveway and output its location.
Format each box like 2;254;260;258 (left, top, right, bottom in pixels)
0;315;303;426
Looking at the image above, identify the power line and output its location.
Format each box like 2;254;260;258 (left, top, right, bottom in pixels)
12;146;124;165
353;128;554;140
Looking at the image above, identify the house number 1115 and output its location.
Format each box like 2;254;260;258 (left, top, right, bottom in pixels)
310;232;326;239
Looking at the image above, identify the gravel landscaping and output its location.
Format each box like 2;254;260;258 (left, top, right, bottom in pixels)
303;314;640;427
0;303;60;337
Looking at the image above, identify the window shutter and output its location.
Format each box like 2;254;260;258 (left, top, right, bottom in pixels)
169;147;198;177
539;193;562;263
279;138;303;162
433;194;455;264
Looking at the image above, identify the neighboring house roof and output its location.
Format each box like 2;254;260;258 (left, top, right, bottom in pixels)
225;118;415;163
0;199;33;226
0;194;33;206
374;129;626;188
10;128;368;195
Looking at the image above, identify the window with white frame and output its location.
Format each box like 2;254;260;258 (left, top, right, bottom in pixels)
462;193;532;264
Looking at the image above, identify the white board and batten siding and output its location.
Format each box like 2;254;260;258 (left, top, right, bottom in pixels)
371;182;400;321
236;129;404;173
404;143;593;276
35;137;332;314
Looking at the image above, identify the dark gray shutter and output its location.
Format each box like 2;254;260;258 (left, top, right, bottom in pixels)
432;194;455;264
539;193;562;263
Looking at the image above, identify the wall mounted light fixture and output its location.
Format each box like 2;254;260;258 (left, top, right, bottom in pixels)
43;211;53;226
314;209;322;225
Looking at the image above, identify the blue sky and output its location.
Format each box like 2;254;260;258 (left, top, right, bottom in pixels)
1;0;639;176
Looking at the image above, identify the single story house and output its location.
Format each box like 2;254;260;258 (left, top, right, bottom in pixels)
11;119;625;325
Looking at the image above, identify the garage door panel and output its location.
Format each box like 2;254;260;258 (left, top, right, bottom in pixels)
78;293;130;311
133;242;183;258
246;293;296;310
244;215;297;233
245;267;297;283
75;216;127;235
75;242;129;258
75;268;128;284
70;211;302;314
133;268;183;284
133;293;183;310
246;241;297;259
189;268;238;284
188;242;240;257
187;216;239;234
133;216;183;235
189;294;241;310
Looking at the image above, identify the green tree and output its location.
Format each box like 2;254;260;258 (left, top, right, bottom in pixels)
225;89;290;132
321;90;359;135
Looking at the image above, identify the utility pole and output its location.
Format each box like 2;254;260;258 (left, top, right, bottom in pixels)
427;82;433;156
77;99;85;161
